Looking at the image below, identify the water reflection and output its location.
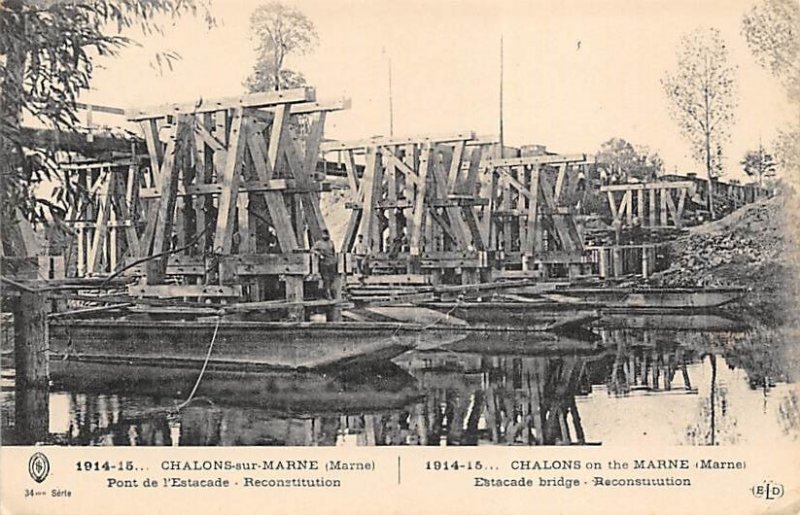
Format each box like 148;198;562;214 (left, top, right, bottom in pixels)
1;328;798;446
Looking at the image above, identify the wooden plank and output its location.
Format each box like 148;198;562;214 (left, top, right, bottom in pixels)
664;188;679;227
267;104;291;179
286;115;327;242
87;173;112;273
636;188;644;221
120;164;141;258
462;145;483;195
140;179;307;198
141;119;163;186
127;87;315;120
194;121;226;152
660;188;668;226
212;108;247;254
128;283;242;298
386;145;398;242
607;191;618;222
381;147;419;185
485;153;587;168
343;149;360;194
447;141;465;194
624;190;633;225
237;194;252;253
409;144;431;255
675;188;687;228
554;163;568;203
359;147;383;251
600;181;695;192
149;119;185;259
648;188;656;227
526;167;540;256
320;131;475;152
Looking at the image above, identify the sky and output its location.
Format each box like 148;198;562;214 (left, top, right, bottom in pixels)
81;0;797;180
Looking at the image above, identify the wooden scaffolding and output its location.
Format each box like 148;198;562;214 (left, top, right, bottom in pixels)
321;133;491;286
601;181;695;229
483;153;592;279
117;88;347;318
61;159;143;277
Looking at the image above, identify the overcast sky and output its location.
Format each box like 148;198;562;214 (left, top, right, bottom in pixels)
83;0;796;179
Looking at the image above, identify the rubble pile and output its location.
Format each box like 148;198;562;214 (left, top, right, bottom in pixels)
654;199;784;287
653;194;799;326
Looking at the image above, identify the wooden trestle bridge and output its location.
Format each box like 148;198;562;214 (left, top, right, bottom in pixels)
0;87;773;382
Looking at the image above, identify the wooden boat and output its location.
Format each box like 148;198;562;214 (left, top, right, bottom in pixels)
421;301;599;331
48;319;424;371
507;286;746;312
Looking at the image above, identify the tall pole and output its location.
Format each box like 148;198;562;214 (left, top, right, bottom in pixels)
388;56;394;137
499;35;504;158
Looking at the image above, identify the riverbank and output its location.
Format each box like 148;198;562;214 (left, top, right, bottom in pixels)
652;192;799;328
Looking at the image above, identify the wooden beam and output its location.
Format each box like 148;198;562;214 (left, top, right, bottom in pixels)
287;97;350;115
485;153;587;168
359;147;383;251
526;167;540;256
128;283;242;298
141;119;163;187
127;87;315;120
142;120;181;257
675;188;687;228
343;149;360;194
382;148;419;185
409;144;431;255
87;173;111;273
600;181;694;192
320;131;476;152
212;108;247;254
194;121;226;152
447;141;465;194
284;131;325;242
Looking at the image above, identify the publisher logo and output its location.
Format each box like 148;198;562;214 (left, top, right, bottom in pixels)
752;481;784;501
28;453;50;484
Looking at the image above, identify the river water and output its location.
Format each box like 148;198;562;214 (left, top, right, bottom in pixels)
2;326;798;447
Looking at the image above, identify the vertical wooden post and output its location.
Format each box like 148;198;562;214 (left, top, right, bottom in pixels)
636;189;644;221
612;246;623;277
14;290;49;386
648;189;656;227
285;276;304;321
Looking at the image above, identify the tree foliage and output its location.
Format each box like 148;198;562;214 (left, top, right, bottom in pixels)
244;1;317;93
742;0;800;186
0;0;215;232
662;28;738;216
741;144;777;186
742;0;800;102
595;137;664;181
772;124;800;181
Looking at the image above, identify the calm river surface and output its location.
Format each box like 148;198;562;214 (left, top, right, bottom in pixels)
2;326;798;446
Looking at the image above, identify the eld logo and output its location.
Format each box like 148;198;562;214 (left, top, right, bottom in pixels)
28;452;50;484
752;481;784;501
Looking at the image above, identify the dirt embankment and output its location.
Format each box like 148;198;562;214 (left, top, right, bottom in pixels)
653;192;800;327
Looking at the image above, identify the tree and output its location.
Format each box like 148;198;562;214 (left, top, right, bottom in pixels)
772;125;800;181
244;1;317;93
0;0;214;252
742;0;800;103
741;144;777;186
742;0;800;185
662;28;738;218
595;137;664;181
